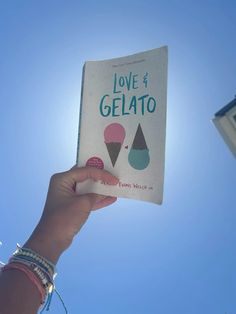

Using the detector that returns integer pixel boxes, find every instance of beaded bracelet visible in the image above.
[7,263,45,302]
[2,245,68,313]
[11,254,54,279]
[2,262,46,304]
[10,254,54,281]
[9,256,54,293]
[13,245,56,277]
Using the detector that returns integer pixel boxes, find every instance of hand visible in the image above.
[24,166,119,263]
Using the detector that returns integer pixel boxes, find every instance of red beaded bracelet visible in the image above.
[2,262,46,304]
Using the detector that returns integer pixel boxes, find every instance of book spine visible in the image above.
[76,64,86,165]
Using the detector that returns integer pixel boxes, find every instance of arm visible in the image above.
[0,166,118,314]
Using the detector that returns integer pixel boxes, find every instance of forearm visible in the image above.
[0,167,118,314]
[0,268,41,314]
[23,221,71,264]
[0,226,65,314]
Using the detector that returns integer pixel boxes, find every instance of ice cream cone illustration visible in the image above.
[104,123,126,167]
[128,124,150,170]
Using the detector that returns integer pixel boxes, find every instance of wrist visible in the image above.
[23,223,72,264]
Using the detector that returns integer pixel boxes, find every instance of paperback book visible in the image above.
[76,46,168,204]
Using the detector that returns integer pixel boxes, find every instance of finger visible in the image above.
[66,166,119,185]
[77,194,117,212]
[70,165,77,170]
[92,196,117,210]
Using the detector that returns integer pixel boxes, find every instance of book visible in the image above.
[76,46,168,204]
[212,97,236,158]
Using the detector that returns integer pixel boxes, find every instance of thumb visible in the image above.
[67,166,119,185]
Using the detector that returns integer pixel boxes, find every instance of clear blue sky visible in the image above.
[0,1,235,313]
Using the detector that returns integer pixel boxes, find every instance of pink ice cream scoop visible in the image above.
[104,123,126,167]
[104,123,126,144]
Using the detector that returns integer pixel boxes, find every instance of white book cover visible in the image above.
[76,46,168,204]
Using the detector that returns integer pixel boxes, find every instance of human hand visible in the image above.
[24,166,119,263]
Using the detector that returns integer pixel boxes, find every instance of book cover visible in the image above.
[76,46,168,204]
[212,97,236,158]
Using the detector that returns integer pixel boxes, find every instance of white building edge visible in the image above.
[213,97,236,158]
